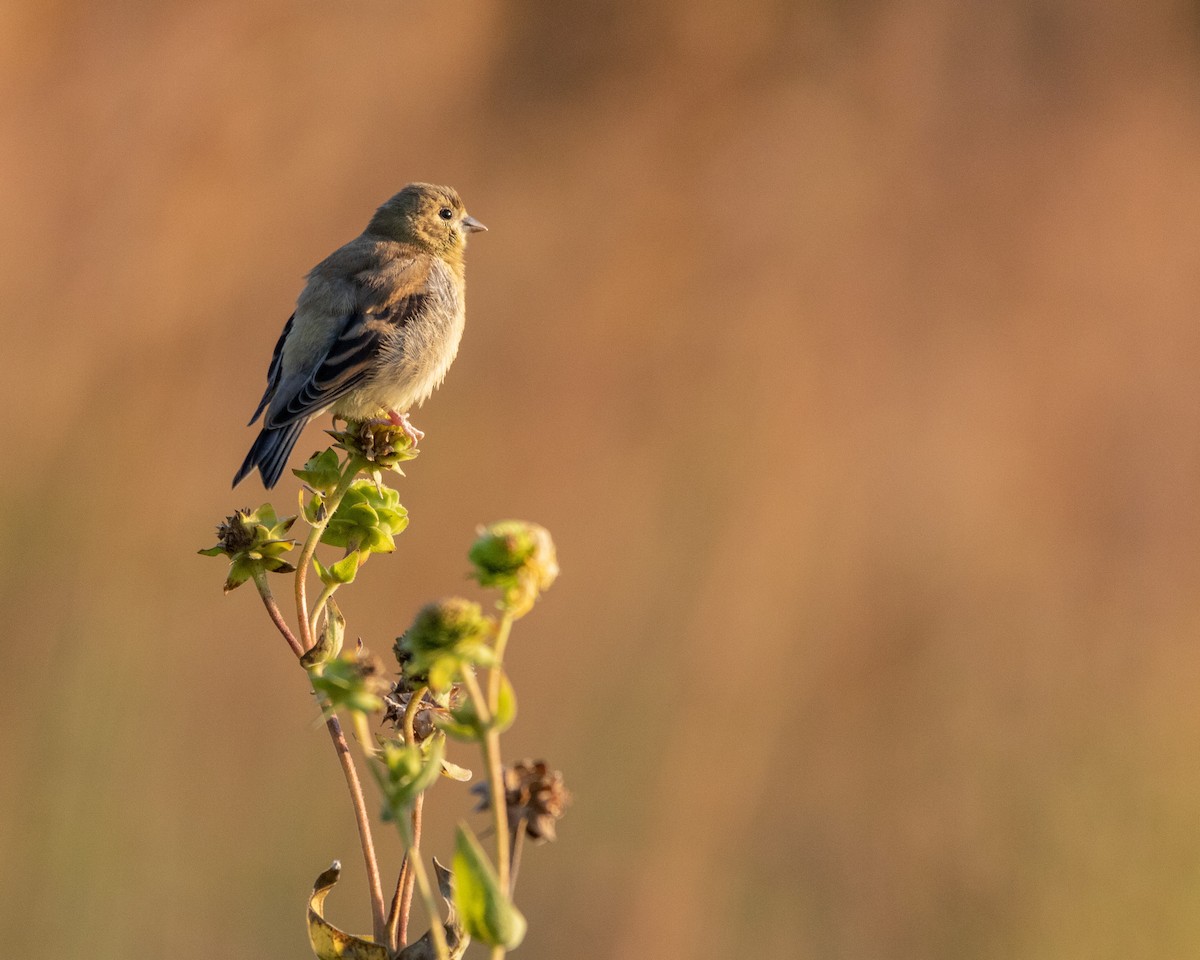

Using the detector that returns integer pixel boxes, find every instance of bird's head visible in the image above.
[366,183,487,259]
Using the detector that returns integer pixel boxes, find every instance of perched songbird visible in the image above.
[233,183,487,488]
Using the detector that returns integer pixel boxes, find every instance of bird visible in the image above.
[233,183,487,488]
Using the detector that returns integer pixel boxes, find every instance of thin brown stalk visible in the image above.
[386,793,423,950]
[252,571,304,659]
[324,712,389,946]
[399,814,451,960]
[509,817,527,892]
[253,565,386,943]
[387,855,411,951]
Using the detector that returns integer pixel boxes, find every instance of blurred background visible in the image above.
[4,0,1200,957]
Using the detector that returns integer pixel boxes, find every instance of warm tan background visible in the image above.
[4,1,1200,958]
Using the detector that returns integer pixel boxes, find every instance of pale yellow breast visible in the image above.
[332,259,465,419]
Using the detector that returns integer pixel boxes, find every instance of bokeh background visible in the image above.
[4,1,1200,957]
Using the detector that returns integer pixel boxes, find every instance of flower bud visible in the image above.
[292,448,343,495]
[308,647,390,715]
[199,504,297,593]
[320,480,408,555]
[469,521,558,616]
[328,419,418,472]
[394,598,494,692]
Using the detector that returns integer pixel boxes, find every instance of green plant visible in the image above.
[202,420,568,959]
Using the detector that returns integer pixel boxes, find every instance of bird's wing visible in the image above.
[247,313,294,426]
[263,253,431,428]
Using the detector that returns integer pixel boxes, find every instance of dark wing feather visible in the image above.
[247,313,294,426]
[263,293,428,429]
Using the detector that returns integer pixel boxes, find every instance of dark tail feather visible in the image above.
[232,420,307,489]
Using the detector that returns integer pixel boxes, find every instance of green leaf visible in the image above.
[452,824,526,949]
[493,674,517,734]
[449,672,517,736]
[379,736,446,818]
[437,714,483,743]
[313,556,334,586]
[310,656,385,714]
[223,556,257,593]
[364,525,396,554]
[294,448,344,494]
[330,551,362,584]
[426,657,459,694]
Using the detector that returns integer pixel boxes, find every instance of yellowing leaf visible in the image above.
[306,861,388,960]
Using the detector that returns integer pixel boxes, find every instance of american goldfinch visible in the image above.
[233,183,487,488]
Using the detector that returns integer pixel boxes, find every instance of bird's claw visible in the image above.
[386,410,424,446]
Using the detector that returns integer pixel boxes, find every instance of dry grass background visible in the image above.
[4,1,1200,957]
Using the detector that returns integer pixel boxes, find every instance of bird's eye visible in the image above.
[439,207,453,220]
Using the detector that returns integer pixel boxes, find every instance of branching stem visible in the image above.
[251,571,304,659]
[399,815,451,960]
[255,515,387,945]
[387,792,423,950]
[295,457,363,650]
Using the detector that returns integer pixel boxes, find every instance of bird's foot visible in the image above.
[386,410,424,446]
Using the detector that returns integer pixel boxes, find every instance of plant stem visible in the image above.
[386,685,430,950]
[463,663,512,958]
[400,815,451,960]
[387,792,423,950]
[460,668,506,867]
[487,612,514,714]
[509,817,527,892]
[251,571,304,659]
[323,709,389,946]
[295,458,363,650]
[402,686,429,744]
[387,857,411,950]
[481,727,511,893]
[483,612,517,960]
[309,581,340,642]
[459,668,492,726]
[254,569,386,940]
[486,613,514,894]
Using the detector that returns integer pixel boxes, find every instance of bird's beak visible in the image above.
[462,215,488,233]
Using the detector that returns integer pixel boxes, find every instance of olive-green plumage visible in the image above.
[234,183,487,488]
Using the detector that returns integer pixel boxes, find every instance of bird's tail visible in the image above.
[232,420,307,489]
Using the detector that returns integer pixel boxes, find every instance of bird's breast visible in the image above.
[339,261,466,418]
